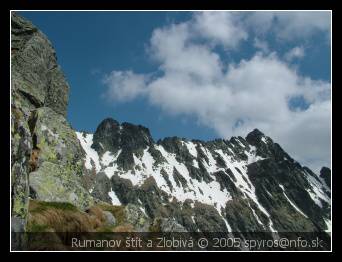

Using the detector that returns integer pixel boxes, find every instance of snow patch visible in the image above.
[192,159,199,168]
[154,144,232,213]
[304,171,330,208]
[139,207,147,217]
[215,149,277,232]
[76,132,101,173]
[108,189,121,205]
[101,150,122,179]
[222,217,232,232]
[101,151,117,166]
[261,137,267,144]
[184,141,198,157]
[324,218,331,233]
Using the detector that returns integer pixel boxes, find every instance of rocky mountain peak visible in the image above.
[91,118,154,156]
[244,128,294,163]
[121,122,154,148]
[91,118,120,153]
[98,117,120,131]
[245,128,268,145]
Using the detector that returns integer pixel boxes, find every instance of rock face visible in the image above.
[11,13,93,232]
[92,118,154,170]
[11,14,69,116]
[27,107,94,209]
[11,13,331,241]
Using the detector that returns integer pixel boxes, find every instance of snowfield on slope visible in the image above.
[76,131,331,233]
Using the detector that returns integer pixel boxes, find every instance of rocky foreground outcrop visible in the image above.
[11,13,331,250]
[11,13,94,232]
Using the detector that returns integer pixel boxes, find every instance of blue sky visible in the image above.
[18,11,331,172]
[19,11,215,140]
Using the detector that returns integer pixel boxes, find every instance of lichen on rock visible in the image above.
[29,162,94,210]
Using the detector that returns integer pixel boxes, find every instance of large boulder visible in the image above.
[103,211,117,226]
[29,162,94,210]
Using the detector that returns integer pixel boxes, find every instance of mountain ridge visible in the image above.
[75,116,331,234]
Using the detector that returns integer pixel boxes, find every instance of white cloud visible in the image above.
[247,11,331,41]
[284,46,305,61]
[192,12,248,48]
[150,22,223,81]
[102,70,149,102]
[103,11,331,173]
[253,38,270,53]
[274,100,331,173]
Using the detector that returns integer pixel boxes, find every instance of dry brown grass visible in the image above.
[25,200,142,250]
[95,203,126,225]
[28,200,100,232]
[27,200,136,234]
[86,206,106,224]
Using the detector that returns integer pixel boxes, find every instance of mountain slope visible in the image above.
[76,118,331,233]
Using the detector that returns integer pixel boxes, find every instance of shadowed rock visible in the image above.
[320,167,331,189]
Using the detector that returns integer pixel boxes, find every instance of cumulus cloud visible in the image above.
[192,12,248,48]
[150,22,223,81]
[102,11,331,173]
[102,70,149,102]
[284,46,305,61]
[253,38,270,53]
[247,11,331,41]
[275,100,331,173]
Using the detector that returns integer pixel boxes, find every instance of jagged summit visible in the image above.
[91,118,272,159]
[91,117,154,155]
[246,128,269,145]
[248,128,265,136]
[97,117,120,130]
[92,119,278,156]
